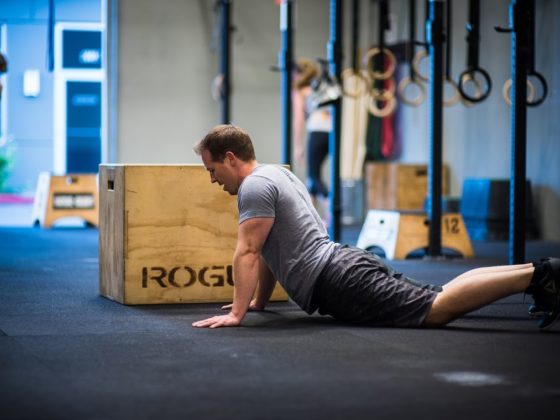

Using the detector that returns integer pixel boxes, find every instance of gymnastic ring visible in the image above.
[341,68,368,98]
[457,76,480,107]
[458,68,492,103]
[368,95,397,118]
[397,76,426,107]
[504,72,548,107]
[527,72,548,107]
[363,47,397,81]
[369,77,396,101]
[411,49,429,82]
[502,78,536,107]
[443,77,461,107]
[451,76,483,108]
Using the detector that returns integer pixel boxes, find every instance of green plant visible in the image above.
[0,139,14,192]
[0,156,9,191]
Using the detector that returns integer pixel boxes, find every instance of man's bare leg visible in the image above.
[445,263,533,286]
[423,266,534,327]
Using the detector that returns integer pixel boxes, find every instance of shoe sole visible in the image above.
[539,310,560,330]
[549,257,560,278]
[537,258,560,330]
[528,304,546,317]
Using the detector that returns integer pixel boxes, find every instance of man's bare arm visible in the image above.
[251,257,276,310]
[221,256,276,311]
[192,217,274,328]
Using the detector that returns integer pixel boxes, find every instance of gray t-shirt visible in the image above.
[237,164,336,313]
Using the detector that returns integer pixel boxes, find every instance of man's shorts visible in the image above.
[312,245,440,327]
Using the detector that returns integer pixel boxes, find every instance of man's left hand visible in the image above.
[221,298,264,312]
[192,312,242,329]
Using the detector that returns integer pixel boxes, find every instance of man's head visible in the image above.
[194,124,255,163]
[194,125,257,195]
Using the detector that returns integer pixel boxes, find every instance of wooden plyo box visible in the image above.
[356,210,474,260]
[365,163,449,210]
[99,164,288,305]
[32,172,99,228]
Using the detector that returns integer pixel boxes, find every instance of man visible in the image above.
[192,125,560,330]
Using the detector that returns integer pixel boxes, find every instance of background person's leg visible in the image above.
[306,131,329,197]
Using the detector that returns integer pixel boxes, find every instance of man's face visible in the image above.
[201,149,238,195]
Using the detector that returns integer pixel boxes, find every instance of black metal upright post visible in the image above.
[220,0,232,124]
[409,0,416,57]
[279,0,294,165]
[48,0,55,71]
[426,0,445,257]
[378,0,388,71]
[278,0,294,165]
[327,0,343,242]
[509,0,530,264]
[351,0,360,71]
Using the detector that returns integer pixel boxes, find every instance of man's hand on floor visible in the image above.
[192,312,242,328]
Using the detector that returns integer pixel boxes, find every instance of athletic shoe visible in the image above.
[531,257,560,330]
[528,303,546,317]
[538,308,560,330]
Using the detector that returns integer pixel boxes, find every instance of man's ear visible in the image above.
[224,151,236,165]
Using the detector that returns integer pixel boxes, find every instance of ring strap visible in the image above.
[456,0,492,104]
[466,0,481,69]
[444,0,453,80]
[527,0,536,73]
[406,0,417,79]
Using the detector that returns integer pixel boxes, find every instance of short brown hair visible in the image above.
[194,124,256,162]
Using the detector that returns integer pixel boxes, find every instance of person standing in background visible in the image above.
[0,53,7,99]
[292,58,332,227]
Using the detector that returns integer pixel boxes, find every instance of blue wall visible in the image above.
[0,0,101,192]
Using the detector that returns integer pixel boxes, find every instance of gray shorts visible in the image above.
[312,245,440,327]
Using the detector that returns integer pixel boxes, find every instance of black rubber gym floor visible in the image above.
[1,226,560,420]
